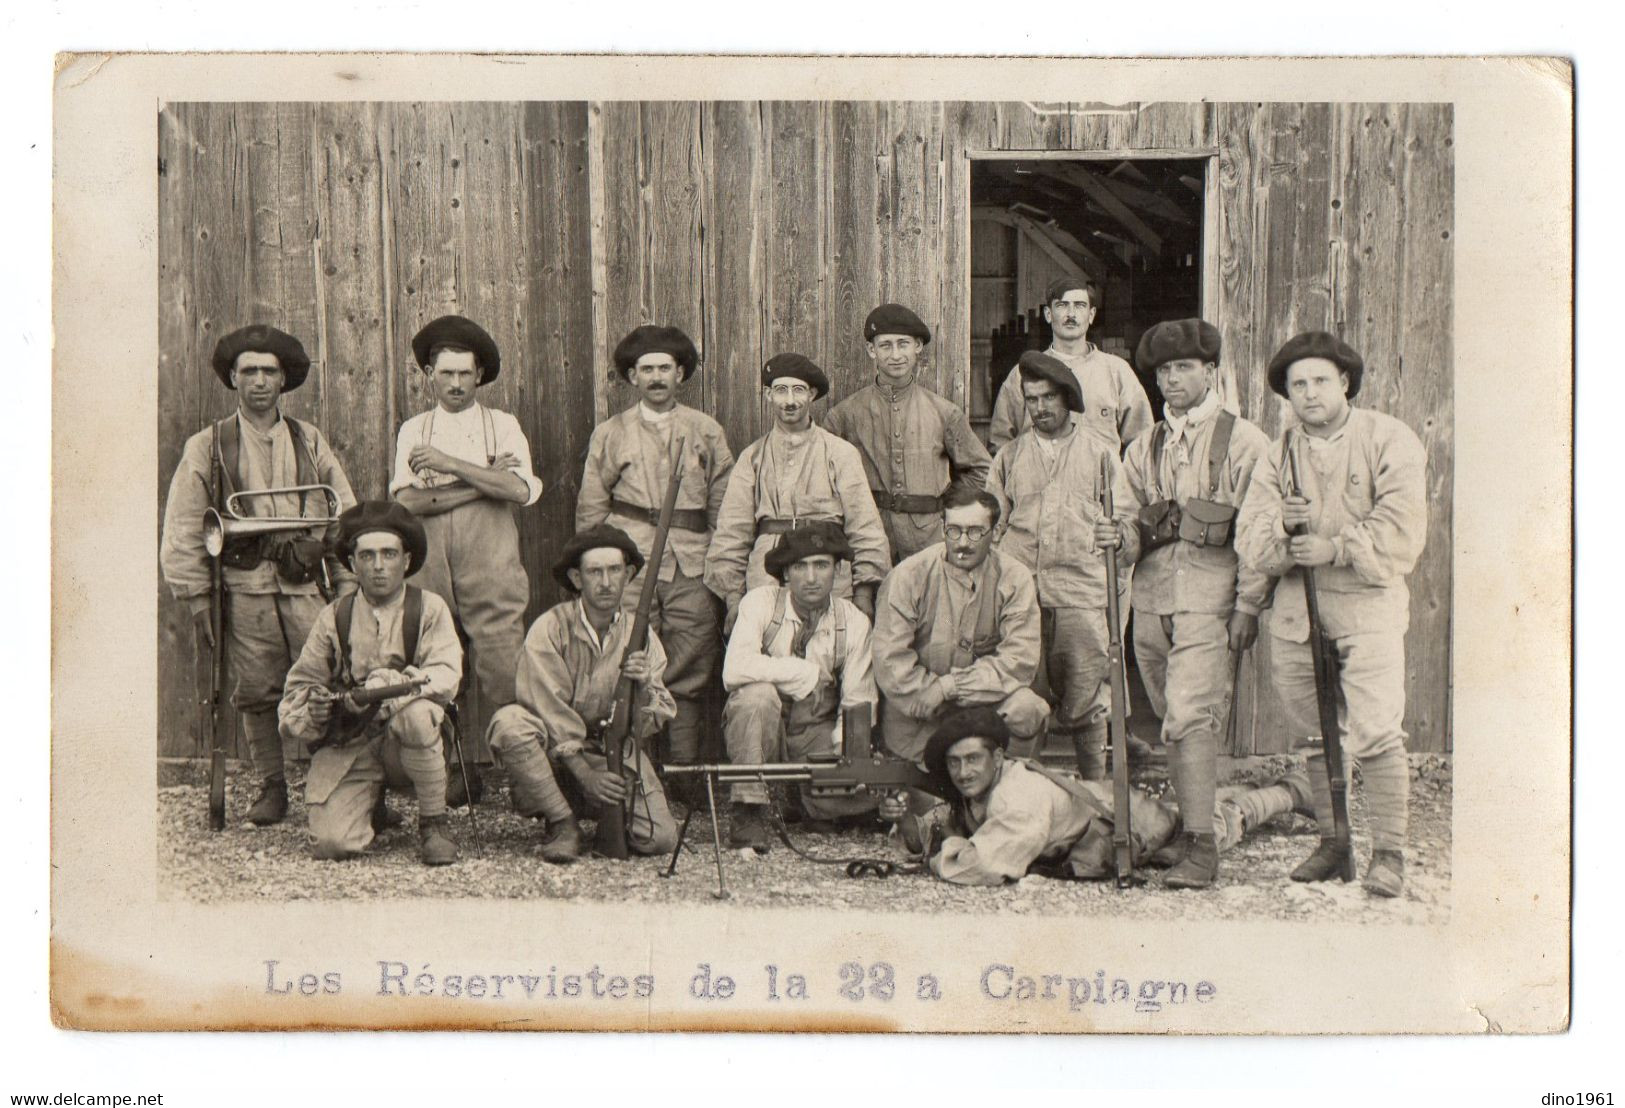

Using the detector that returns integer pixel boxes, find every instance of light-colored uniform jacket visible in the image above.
[1235,407,1428,642]
[987,344,1152,454]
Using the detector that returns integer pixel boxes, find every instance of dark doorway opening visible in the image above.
[969,156,1209,432]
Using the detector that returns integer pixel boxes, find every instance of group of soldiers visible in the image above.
[161,274,1428,896]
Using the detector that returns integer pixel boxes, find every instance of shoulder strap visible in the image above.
[832,595,847,666]
[1205,410,1237,498]
[284,417,320,488]
[1018,758,1114,821]
[216,415,242,497]
[402,585,422,668]
[481,404,496,464]
[1150,421,1167,484]
[761,587,791,653]
[335,591,358,686]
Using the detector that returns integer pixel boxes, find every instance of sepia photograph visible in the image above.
[51,53,1570,1036]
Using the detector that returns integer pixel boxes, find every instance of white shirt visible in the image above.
[389,402,544,506]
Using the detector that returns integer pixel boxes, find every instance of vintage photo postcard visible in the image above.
[51,53,1572,1033]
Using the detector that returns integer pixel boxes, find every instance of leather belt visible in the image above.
[608,497,709,533]
[870,490,942,514]
[756,515,841,537]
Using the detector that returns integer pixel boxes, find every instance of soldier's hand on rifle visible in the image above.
[578,764,629,806]
[1289,534,1336,567]
[621,649,653,684]
[191,607,215,651]
[305,693,333,728]
[1227,610,1259,653]
[1281,494,1314,530]
[1092,518,1123,550]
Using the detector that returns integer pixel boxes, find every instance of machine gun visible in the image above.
[594,433,687,860]
[1099,454,1140,888]
[660,705,946,898]
[1285,436,1356,881]
[305,676,431,755]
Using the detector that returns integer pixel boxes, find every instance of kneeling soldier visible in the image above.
[486,525,679,863]
[873,483,1050,767]
[881,707,1311,887]
[721,521,880,852]
[278,502,465,865]
[1110,319,1272,889]
[1236,333,1428,897]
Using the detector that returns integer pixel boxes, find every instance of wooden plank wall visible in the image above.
[158,99,1452,758]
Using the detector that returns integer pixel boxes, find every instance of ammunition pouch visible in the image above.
[1176,498,1237,547]
[219,534,266,571]
[1136,499,1182,556]
[268,534,329,586]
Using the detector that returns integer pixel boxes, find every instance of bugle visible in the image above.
[202,483,342,556]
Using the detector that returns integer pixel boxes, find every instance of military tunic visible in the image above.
[824,377,991,562]
[986,344,1153,454]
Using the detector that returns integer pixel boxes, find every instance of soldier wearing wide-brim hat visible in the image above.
[391,314,545,804]
[1116,317,1274,889]
[704,353,889,631]
[987,275,1153,454]
[488,522,680,865]
[882,706,1315,887]
[278,499,466,866]
[577,324,735,768]
[1236,331,1428,898]
[160,323,359,827]
[718,518,882,852]
[825,303,992,563]
[986,343,1141,783]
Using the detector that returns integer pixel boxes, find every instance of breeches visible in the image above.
[412,503,528,709]
[485,704,677,855]
[1268,629,1408,759]
[646,571,723,701]
[228,592,323,714]
[721,682,877,818]
[880,687,1050,762]
[305,699,447,859]
[1035,607,1112,730]
[1132,610,1231,745]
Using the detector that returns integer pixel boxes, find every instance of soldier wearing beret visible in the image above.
[878,707,1312,887]
[576,325,735,767]
[160,324,359,826]
[704,353,890,631]
[986,277,1153,455]
[485,525,679,863]
[986,351,1140,780]
[1103,319,1273,888]
[719,521,882,851]
[390,315,544,804]
[1236,332,1429,897]
[278,502,466,865]
[823,304,992,563]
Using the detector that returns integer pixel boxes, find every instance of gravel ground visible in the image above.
[157,754,1451,924]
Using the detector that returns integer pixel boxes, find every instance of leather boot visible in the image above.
[1364,849,1405,898]
[1069,723,1108,780]
[1290,837,1353,882]
[538,818,582,865]
[370,792,404,832]
[1163,831,1219,889]
[418,815,459,866]
[728,803,772,854]
[446,761,485,808]
[245,776,289,827]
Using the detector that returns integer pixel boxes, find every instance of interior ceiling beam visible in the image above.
[1046,164,1164,254]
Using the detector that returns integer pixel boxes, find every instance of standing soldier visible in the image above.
[485,525,680,863]
[704,353,889,630]
[986,351,1139,780]
[1236,332,1428,898]
[986,277,1153,455]
[160,324,358,826]
[1110,319,1271,888]
[390,316,544,804]
[577,325,734,766]
[719,522,881,851]
[824,303,991,563]
[872,483,1050,768]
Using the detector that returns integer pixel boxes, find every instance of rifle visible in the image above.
[306,676,431,755]
[204,427,228,831]
[594,433,688,860]
[1098,454,1139,888]
[661,704,946,898]
[1285,435,1356,882]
